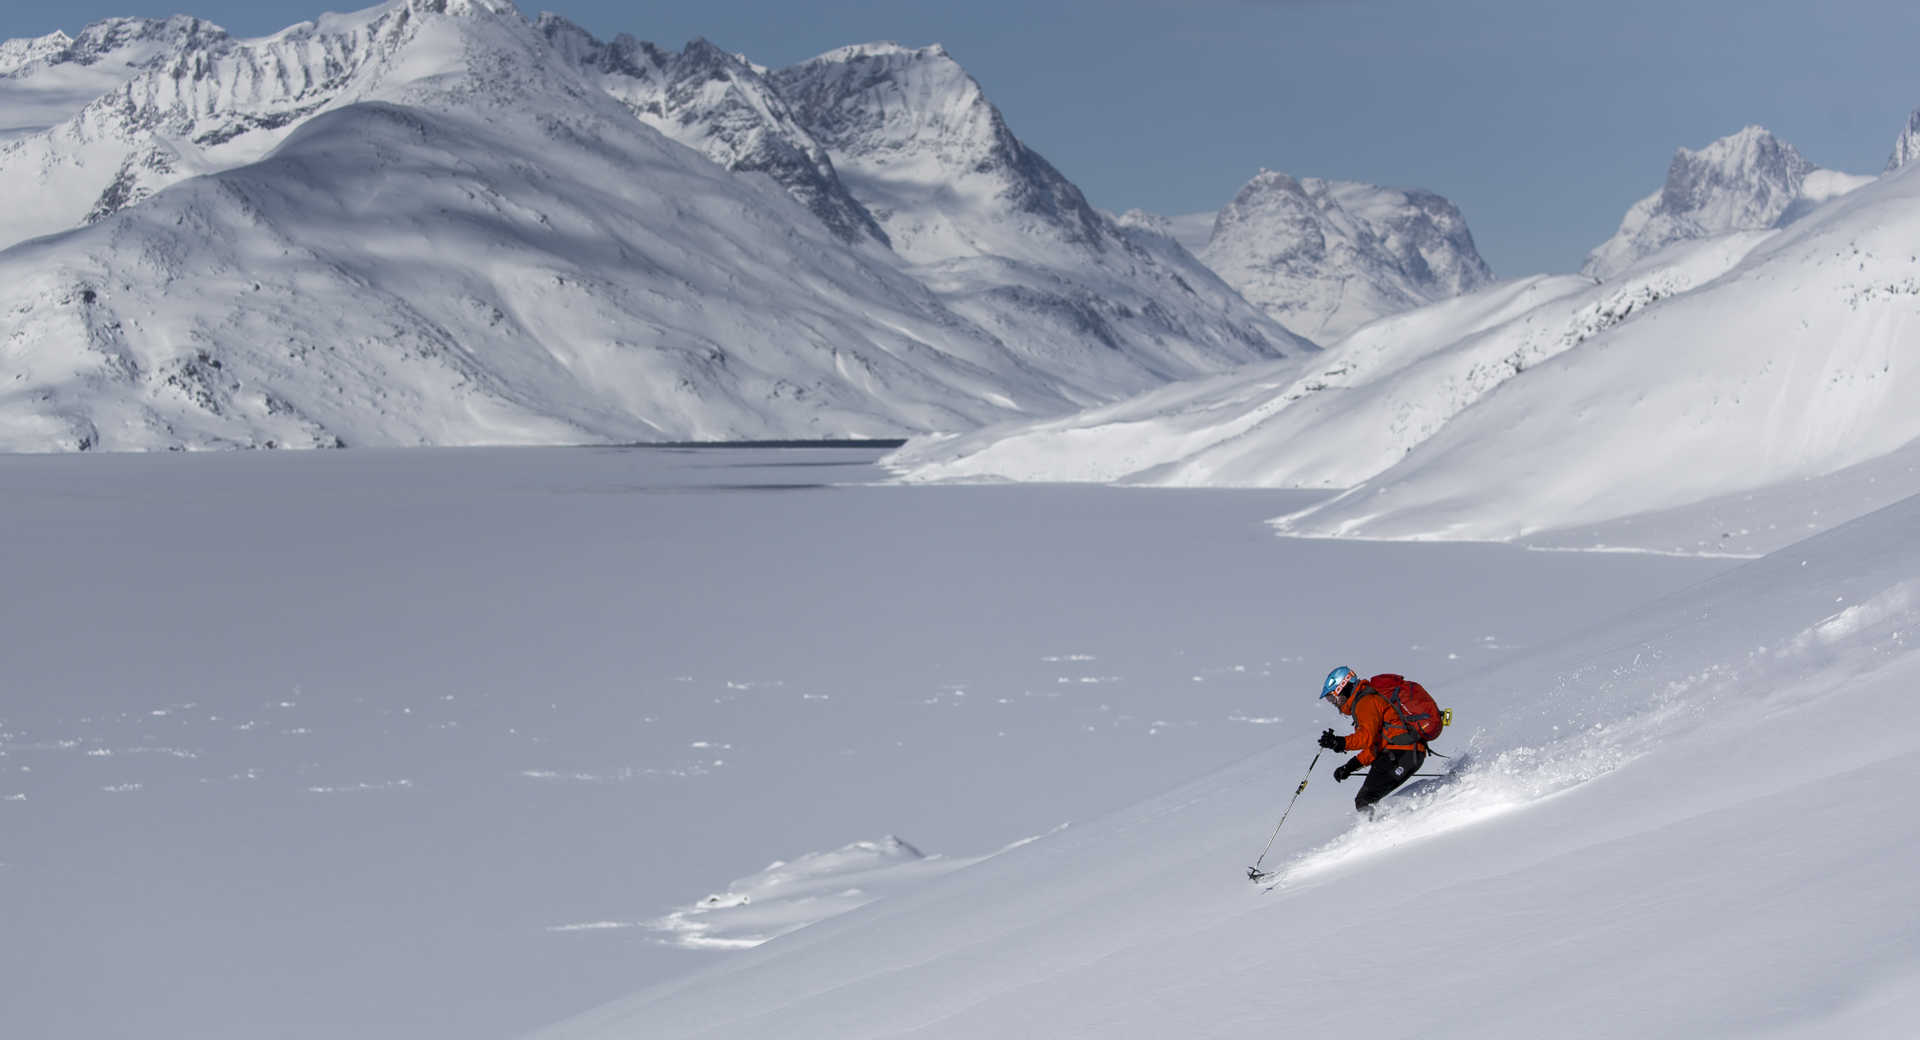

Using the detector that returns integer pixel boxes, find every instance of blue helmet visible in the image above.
[1321,666,1356,703]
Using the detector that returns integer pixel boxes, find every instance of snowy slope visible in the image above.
[1583,125,1872,280]
[1192,171,1493,343]
[633,835,1018,952]
[0,100,1091,449]
[0,445,1733,1039]
[0,3,1301,450]
[1274,161,1920,545]
[886,230,1758,489]
[534,471,1920,1040]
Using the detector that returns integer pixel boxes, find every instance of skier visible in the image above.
[1316,666,1428,814]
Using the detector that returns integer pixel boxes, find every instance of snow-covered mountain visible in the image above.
[1164,171,1494,344]
[0,1,499,250]
[0,2,1303,451]
[763,42,1299,395]
[1582,125,1871,280]
[769,42,1104,266]
[891,147,1920,553]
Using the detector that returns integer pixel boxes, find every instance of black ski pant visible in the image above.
[1355,748,1425,812]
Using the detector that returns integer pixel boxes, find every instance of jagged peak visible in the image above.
[531,11,590,39]
[795,40,953,69]
[1582,125,1824,280]
[404,0,521,18]
[70,13,222,39]
[0,29,74,74]
[1652,125,1815,216]
[1234,169,1308,198]
[771,38,996,149]
[281,0,521,41]
[668,36,761,72]
[1886,108,1920,173]
[14,28,73,48]
[1,15,229,73]
[676,36,747,69]
[1671,124,1809,173]
[532,13,658,77]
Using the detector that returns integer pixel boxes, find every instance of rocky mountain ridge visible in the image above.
[538,18,889,247]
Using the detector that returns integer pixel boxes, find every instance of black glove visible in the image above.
[1317,728,1345,752]
[1333,759,1359,783]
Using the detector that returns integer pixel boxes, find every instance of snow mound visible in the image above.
[637,836,1003,950]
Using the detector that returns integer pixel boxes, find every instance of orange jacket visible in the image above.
[1337,684,1423,764]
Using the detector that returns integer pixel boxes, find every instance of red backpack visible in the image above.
[1369,674,1445,744]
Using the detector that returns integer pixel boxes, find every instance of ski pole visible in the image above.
[1246,749,1320,882]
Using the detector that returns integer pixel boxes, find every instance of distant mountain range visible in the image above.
[5,0,1912,481]
[0,0,1311,450]
[891,111,1920,551]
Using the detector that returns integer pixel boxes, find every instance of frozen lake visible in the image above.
[0,446,1732,1039]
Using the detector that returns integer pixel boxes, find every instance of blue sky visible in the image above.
[7,0,1919,275]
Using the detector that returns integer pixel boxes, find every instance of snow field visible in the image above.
[0,445,1723,1039]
